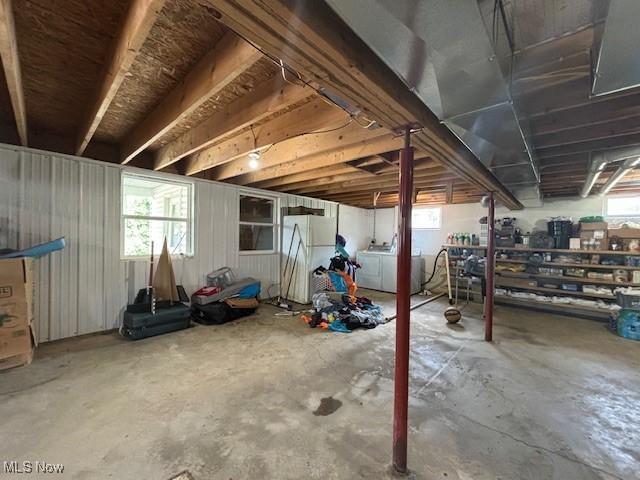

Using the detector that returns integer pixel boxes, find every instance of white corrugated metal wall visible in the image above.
[0,144,352,343]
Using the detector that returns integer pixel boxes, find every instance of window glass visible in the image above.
[412,206,441,229]
[239,194,275,252]
[606,196,640,217]
[121,173,193,257]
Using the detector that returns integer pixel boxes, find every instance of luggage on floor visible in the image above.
[191,301,257,325]
[121,304,191,340]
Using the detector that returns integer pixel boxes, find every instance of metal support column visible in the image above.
[392,127,414,474]
[485,191,495,342]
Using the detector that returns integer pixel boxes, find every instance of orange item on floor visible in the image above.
[337,270,357,296]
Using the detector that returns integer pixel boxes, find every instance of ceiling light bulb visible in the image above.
[248,151,261,170]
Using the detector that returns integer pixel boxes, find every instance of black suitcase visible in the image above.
[121,304,191,340]
[191,302,256,325]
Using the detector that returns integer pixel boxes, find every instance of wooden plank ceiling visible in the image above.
[1,0,638,207]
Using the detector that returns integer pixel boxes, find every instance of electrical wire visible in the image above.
[422,248,447,287]
[258,118,355,157]
[224,22,380,130]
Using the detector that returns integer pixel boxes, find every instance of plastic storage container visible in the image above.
[616,290,640,309]
[206,267,236,289]
[547,219,573,249]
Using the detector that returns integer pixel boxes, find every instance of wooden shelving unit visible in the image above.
[443,244,640,320]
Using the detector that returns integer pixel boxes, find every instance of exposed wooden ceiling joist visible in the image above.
[205,0,521,209]
[121,31,262,164]
[154,75,315,170]
[75,0,166,156]
[225,131,405,185]
[0,0,27,145]
[185,95,348,176]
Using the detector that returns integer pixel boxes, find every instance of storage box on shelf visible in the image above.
[579,221,608,250]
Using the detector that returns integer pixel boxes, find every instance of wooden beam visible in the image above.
[206,0,521,209]
[185,96,347,175]
[223,131,405,185]
[533,115,640,149]
[154,76,314,170]
[121,31,262,164]
[0,0,27,145]
[252,165,359,189]
[445,182,453,204]
[537,132,640,159]
[75,0,165,155]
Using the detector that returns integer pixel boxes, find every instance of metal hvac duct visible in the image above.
[593,0,640,96]
[581,146,640,197]
[325,0,540,203]
[599,157,640,196]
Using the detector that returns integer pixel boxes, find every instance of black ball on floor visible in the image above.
[444,307,461,324]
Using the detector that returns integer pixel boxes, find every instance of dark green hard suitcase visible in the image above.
[121,304,191,340]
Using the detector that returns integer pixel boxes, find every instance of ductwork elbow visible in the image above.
[580,153,607,198]
[599,157,640,197]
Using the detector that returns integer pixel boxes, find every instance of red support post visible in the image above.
[392,127,414,474]
[485,191,495,342]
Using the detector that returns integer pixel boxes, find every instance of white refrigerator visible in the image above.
[281,215,337,304]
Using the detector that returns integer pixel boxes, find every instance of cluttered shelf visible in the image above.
[443,244,639,256]
[442,217,640,323]
[496,271,640,287]
[496,259,640,270]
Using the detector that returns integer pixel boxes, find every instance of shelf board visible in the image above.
[495,259,640,270]
[495,282,615,300]
[496,295,613,318]
[496,271,640,287]
[443,244,640,256]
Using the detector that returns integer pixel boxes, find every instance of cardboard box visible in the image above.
[497,277,538,289]
[580,222,608,231]
[0,258,36,370]
[608,228,640,239]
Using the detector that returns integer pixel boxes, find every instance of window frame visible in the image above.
[120,172,195,259]
[238,191,278,255]
[411,205,442,230]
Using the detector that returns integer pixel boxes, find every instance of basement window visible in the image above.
[412,206,441,230]
[606,196,640,218]
[121,173,194,258]
[239,194,276,253]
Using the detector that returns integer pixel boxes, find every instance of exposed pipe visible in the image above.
[484,192,495,342]
[599,156,640,196]
[392,127,414,475]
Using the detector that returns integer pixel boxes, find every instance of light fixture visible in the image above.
[248,151,261,170]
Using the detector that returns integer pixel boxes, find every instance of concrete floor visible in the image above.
[1,291,638,480]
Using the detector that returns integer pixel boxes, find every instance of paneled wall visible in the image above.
[0,144,347,342]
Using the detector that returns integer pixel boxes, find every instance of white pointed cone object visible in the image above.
[152,237,178,302]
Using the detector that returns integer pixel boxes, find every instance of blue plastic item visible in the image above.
[617,309,640,341]
[328,319,350,333]
[238,282,261,298]
[327,271,347,292]
[0,237,66,258]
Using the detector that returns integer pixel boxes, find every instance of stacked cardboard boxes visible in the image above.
[579,222,608,249]
[0,258,37,371]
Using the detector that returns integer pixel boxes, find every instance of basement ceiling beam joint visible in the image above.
[75,0,166,156]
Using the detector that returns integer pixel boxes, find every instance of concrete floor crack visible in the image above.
[456,412,625,480]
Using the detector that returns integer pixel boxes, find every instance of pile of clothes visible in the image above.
[301,292,386,333]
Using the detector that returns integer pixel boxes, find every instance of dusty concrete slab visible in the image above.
[0,291,638,479]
